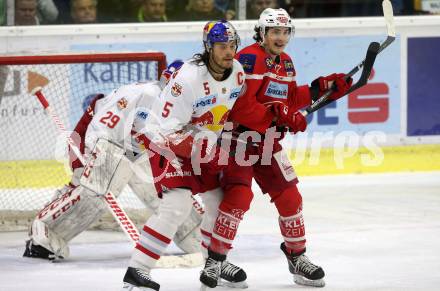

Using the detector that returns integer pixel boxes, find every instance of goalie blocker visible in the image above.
[25,138,202,260]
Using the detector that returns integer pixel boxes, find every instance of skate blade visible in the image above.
[218,279,249,289]
[293,274,325,287]
[122,283,155,291]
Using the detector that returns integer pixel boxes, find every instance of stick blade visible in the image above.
[360,41,380,81]
[382,0,396,37]
[346,41,380,94]
[304,41,380,115]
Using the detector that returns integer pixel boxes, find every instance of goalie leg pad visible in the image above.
[127,153,160,212]
[31,185,108,256]
[172,206,202,254]
[28,219,69,259]
[107,150,137,197]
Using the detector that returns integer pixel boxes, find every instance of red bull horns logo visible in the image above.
[191,105,230,132]
[204,21,216,34]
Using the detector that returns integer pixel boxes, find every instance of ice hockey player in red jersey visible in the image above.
[200,8,353,288]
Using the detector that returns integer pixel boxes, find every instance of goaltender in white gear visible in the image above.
[24,64,202,260]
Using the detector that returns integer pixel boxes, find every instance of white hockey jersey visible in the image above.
[84,81,161,153]
[142,59,245,145]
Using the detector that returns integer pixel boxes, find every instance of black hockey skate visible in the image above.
[218,260,248,288]
[200,249,225,290]
[23,239,58,260]
[280,243,325,287]
[122,267,160,291]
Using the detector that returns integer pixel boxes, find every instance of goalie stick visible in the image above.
[303,0,396,116]
[31,87,204,268]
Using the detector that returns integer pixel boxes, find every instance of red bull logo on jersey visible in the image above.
[191,105,230,132]
[117,97,128,109]
[265,81,288,99]
[171,82,183,97]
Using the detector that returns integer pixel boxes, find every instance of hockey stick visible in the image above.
[31,87,204,267]
[304,41,380,116]
[31,87,141,243]
[302,0,395,116]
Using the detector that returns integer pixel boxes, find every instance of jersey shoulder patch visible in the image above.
[279,53,295,76]
[237,53,256,74]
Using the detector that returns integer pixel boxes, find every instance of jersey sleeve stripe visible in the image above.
[245,72,296,82]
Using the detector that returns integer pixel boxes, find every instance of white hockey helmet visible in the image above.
[257,8,295,41]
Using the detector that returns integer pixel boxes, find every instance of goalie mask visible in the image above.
[203,20,240,51]
[257,8,295,42]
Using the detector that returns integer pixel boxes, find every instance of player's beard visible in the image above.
[210,52,233,73]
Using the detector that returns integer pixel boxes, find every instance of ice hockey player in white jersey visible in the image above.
[121,20,246,290]
[23,61,203,260]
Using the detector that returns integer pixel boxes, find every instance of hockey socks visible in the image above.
[279,212,306,254]
[210,209,241,254]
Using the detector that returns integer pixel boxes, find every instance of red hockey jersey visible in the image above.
[230,43,312,133]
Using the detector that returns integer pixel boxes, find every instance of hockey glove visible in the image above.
[310,73,353,101]
[272,103,307,134]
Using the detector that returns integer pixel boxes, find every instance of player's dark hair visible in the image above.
[253,26,263,42]
[253,26,292,42]
[192,51,209,67]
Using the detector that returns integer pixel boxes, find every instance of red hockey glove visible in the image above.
[310,73,353,101]
[272,103,307,134]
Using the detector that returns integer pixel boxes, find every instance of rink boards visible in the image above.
[1,16,440,189]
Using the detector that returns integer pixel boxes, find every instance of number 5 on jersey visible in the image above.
[162,101,174,117]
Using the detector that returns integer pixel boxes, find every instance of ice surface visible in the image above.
[1,172,440,291]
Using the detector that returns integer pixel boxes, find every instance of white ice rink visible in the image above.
[1,172,440,291]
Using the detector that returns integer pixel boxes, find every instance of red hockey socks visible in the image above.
[279,212,306,254]
[209,185,253,254]
[210,209,240,254]
[271,186,306,254]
